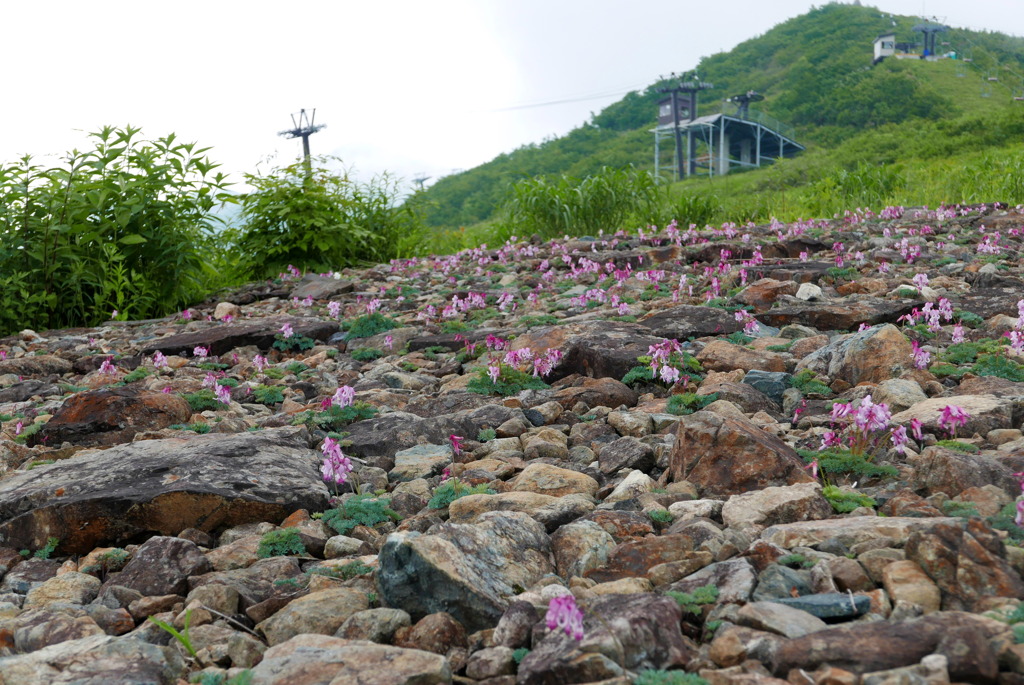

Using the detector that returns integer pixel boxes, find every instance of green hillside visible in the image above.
[419,2,1024,235]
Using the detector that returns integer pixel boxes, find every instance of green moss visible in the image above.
[467,364,549,397]
[665,584,719,615]
[252,384,285,405]
[350,347,384,362]
[790,369,832,395]
[798,448,899,480]
[122,367,151,384]
[181,389,220,412]
[345,313,400,340]
[822,484,877,513]
[634,672,709,685]
[971,353,1024,382]
[935,439,979,453]
[321,494,401,535]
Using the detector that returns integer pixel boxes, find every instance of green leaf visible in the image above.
[118,234,147,245]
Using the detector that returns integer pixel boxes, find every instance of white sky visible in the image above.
[1,1,1020,193]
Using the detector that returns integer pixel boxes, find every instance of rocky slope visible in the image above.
[1,203,1024,685]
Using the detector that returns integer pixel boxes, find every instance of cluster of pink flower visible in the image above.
[321,436,352,486]
[649,339,686,385]
[545,595,584,641]
[821,394,907,454]
[734,310,760,337]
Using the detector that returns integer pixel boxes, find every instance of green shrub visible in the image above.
[822,484,877,513]
[257,528,306,558]
[321,494,401,535]
[0,125,230,337]
[350,347,384,362]
[777,553,816,568]
[725,331,753,346]
[512,648,530,665]
[667,393,717,416]
[520,315,560,328]
[283,361,308,375]
[766,342,793,352]
[13,422,42,445]
[942,500,980,518]
[665,584,719,614]
[308,560,373,581]
[988,502,1024,543]
[428,478,497,509]
[292,402,378,432]
[229,156,424,280]
[467,364,549,397]
[500,165,662,239]
[953,310,985,328]
[477,428,497,442]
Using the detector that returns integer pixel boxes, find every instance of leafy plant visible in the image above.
[251,384,285,406]
[971,353,1024,382]
[665,584,719,615]
[148,609,197,659]
[777,553,816,569]
[520,314,560,328]
[477,427,497,442]
[789,369,832,395]
[988,502,1024,543]
[33,537,60,560]
[0,126,230,337]
[169,423,211,434]
[283,361,308,375]
[799,448,899,480]
[648,509,673,524]
[345,313,400,340]
[512,648,530,665]
[822,484,877,513]
[428,478,497,509]
[293,401,378,431]
[467,364,549,397]
[725,331,754,345]
[273,334,316,353]
[321,494,401,535]
[350,347,384,362]
[190,671,253,685]
[941,500,980,518]
[181,390,220,412]
[257,528,306,558]
[122,367,151,384]
[228,156,424,280]
[667,392,717,416]
[935,439,979,453]
[308,560,373,581]
[13,422,42,445]
[634,671,710,685]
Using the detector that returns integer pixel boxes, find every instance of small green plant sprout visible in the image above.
[428,477,496,509]
[321,494,401,535]
[935,439,979,453]
[256,528,306,559]
[148,608,197,658]
[512,647,530,665]
[665,583,719,615]
[799,448,898,481]
[467,357,552,397]
[941,500,980,518]
[190,670,254,685]
[634,671,710,685]
[307,560,373,581]
[181,389,221,413]
[666,392,717,416]
[648,509,673,525]
[776,553,816,569]
[33,537,60,560]
[476,427,497,442]
[121,366,151,384]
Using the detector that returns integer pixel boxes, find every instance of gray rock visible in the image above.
[337,608,412,643]
[770,593,872,621]
[102,536,210,597]
[377,511,553,632]
[741,370,792,406]
[388,444,452,483]
[0,634,184,684]
[0,427,329,554]
[736,601,828,638]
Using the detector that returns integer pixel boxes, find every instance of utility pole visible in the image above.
[278,109,326,178]
[657,74,713,179]
[412,174,431,192]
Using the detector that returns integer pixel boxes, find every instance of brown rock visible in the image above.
[909,446,1019,499]
[509,463,598,498]
[667,411,813,496]
[640,304,743,340]
[552,376,638,411]
[697,341,786,374]
[697,381,780,416]
[735,279,799,312]
[881,560,941,613]
[759,298,919,331]
[892,395,1014,441]
[0,355,72,377]
[102,536,211,597]
[393,611,468,656]
[586,535,702,583]
[34,385,191,447]
[511,321,665,382]
[795,324,912,386]
[904,518,1024,610]
[141,315,338,357]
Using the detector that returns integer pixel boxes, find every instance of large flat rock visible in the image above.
[0,426,328,554]
[140,316,338,356]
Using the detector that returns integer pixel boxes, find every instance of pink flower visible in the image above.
[181,309,192,321]
[952,323,965,344]
[1016,499,1024,527]
[152,351,168,369]
[327,301,342,318]
[333,386,355,408]
[854,395,891,433]
[830,402,852,421]
[545,595,584,641]
[321,437,352,485]
[938,404,970,437]
[910,418,924,441]
[912,273,929,290]
[487,363,501,385]
[215,384,232,405]
[891,425,909,452]
[804,459,819,479]
[99,357,117,376]
[162,386,172,394]
[384,335,394,351]
[449,435,464,458]
[193,346,209,359]
[660,365,681,385]
[280,323,294,339]
[253,354,268,372]
[366,298,381,315]
[15,421,23,436]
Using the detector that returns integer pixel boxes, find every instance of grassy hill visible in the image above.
[417,2,1024,242]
